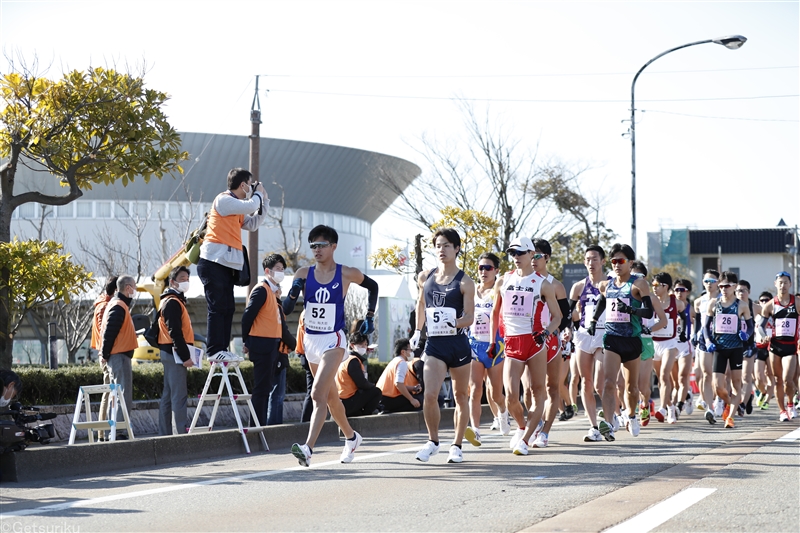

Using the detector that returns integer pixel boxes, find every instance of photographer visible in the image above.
[0,369,21,407]
[197,168,268,359]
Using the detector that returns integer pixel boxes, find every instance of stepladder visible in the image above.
[68,383,135,444]
[188,360,269,454]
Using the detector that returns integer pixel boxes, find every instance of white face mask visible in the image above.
[355,346,367,356]
[272,271,285,284]
[0,396,10,407]
[176,281,190,293]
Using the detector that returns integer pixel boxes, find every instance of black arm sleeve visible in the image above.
[558,297,571,331]
[162,299,190,362]
[745,317,755,338]
[242,286,267,343]
[569,298,580,329]
[347,358,373,390]
[591,295,606,322]
[282,294,296,315]
[704,315,714,343]
[694,310,702,337]
[631,296,655,319]
[359,274,379,313]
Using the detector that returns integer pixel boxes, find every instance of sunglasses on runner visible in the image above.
[532,253,546,260]
[674,287,689,293]
[309,242,331,250]
[703,278,718,284]
[507,249,530,257]
[478,265,495,271]
[652,282,667,288]
[759,298,770,303]
[610,258,628,265]
[718,283,734,289]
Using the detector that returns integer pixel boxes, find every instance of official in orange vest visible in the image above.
[92,275,117,441]
[100,275,138,438]
[377,338,424,413]
[197,168,268,357]
[157,266,195,435]
[242,254,286,427]
[336,333,382,417]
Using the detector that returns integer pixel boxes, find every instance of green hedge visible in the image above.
[15,359,389,406]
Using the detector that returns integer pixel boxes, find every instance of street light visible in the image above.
[629,35,747,248]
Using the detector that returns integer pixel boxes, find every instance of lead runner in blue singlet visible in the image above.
[282,225,379,467]
[411,228,476,464]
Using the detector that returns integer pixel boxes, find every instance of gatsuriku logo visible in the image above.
[433,291,446,307]
[315,287,331,303]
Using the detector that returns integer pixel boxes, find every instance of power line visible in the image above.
[259,65,798,79]
[268,89,799,103]
[641,109,799,122]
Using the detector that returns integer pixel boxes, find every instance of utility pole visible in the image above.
[248,75,262,293]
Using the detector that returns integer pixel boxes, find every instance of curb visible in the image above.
[1,406,491,483]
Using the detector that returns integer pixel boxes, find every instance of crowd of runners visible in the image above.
[284,225,800,466]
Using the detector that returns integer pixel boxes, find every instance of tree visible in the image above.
[0,62,188,368]
[546,224,618,281]
[264,182,311,272]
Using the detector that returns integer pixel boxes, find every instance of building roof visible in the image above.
[689,228,794,255]
[12,132,421,224]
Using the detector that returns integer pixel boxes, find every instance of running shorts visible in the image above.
[640,337,655,361]
[713,347,744,373]
[603,334,642,364]
[676,341,691,358]
[469,337,505,368]
[575,327,604,354]
[505,334,546,362]
[425,335,472,369]
[756,347,770,362]
[303,330,348,365]
[546,334,560,364]
[653,337,678,360]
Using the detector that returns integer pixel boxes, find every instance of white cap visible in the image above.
[507,237,534,253]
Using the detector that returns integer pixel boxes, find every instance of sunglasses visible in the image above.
[478,265,495,271]
[507,249,530,257]
[309,242,331,250]
[759,299,770,303]
[610,258,628,265]
[718,283,734,289]
[532,253,546,260]
[674,287,688,292]
[776,271,791,279]
[703,279,718,284]
[652,283,667,288]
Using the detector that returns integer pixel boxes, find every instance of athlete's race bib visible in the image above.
[584,302,606,328]
[305,303,336,332]
[607,298,630,323]
[503,290,534,318]
[472,311,491,339]
[653,318,674,339]
[426,307,458,337]
[775,318,797,337]
[714,313,737,335]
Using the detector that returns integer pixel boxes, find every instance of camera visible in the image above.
[0,402,57,453]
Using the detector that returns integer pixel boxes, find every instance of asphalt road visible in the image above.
[1,408,798,533]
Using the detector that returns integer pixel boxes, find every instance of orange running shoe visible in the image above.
[724,417,735,429]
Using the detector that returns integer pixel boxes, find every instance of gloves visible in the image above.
[691,332,699,347]
[616,300,633,315]
[360,315,375,335]
[679,330,687,343]
[288,278,305,300]
[738,330,749,341]
[488,343,497,358]
[642,325,652,336]
[706,342,717,353]
[533,330,550,345]
[410,329,421,349]
[586,321,597,336]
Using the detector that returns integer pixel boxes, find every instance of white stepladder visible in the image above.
[68,383,135,444]
[188,360,268,454]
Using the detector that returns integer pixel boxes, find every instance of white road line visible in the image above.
[0,445,420,518]
[775,427,800,442]
[604,488,716,533]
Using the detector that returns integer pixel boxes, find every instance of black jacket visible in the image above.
[345,351,378,392]
[101,292,135,359]
[157,289,192,362]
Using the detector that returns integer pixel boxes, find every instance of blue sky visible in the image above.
[2,0,798,254]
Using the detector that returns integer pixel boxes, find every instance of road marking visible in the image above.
[604,488,716,533]
[775,427,800,442]
[0,446,420,518]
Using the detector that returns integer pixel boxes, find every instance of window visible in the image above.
[169,203,181,220]
[17,203,36,219]
[56,203,74,218]
[76,202,93,218]
[135,202,149,219]
[96,202,112,219]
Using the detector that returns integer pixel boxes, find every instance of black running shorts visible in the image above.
[603,334,642,364]
[713,347,744,373]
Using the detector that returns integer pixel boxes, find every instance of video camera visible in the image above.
[0,402,57,453]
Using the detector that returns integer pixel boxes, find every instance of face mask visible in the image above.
[176,281,190,293]
[272,271,285,284]
[0,396,10,407]
[355,347,367,356]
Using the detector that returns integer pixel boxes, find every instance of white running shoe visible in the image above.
[499,411,512,435]
[509,428,526,450]
[490,417,500,431]
[415,441,440,462]
[513,439,529,455]
[447,445,463,463]
[208,350,244,363]
[464,426,482,447]
[532,432,549,448]
[532,420,545,439]
[627,415,640,437]
[612,414,621,433]
[584,427,603,442]
[667,406,677,424]
[340,431,362,463]
[789,405,798,420]
[714,397,724,417]
[291,443,312,467]
[685,394,695,415]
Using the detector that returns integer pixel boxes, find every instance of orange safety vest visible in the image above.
[336,354,364,400]
[377,357,418,398]
[248,281,282,339]
[296,312,306,356]
[204,192,245,250]
[91,294,112,350]
[157,295,195,347]
[101,298,138,355]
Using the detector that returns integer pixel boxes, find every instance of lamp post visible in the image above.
[629,35,747,249]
